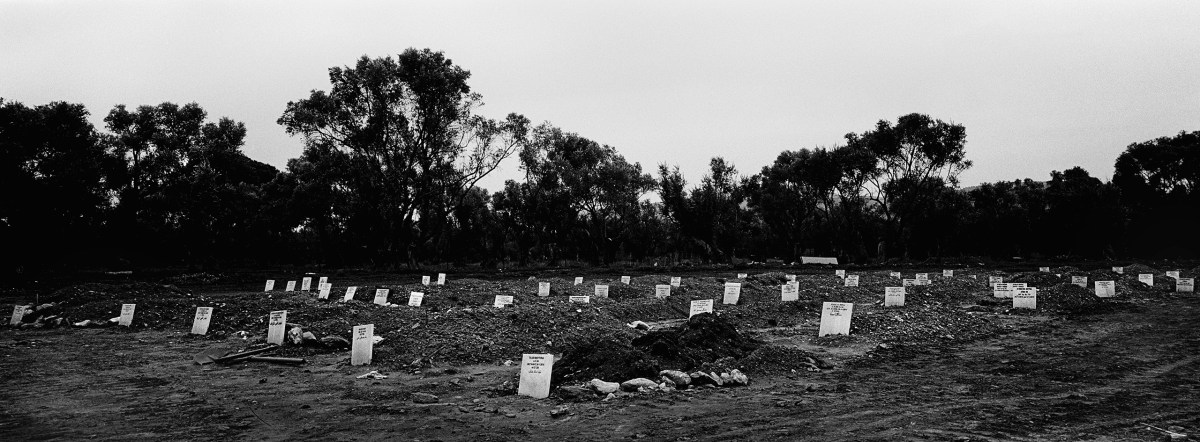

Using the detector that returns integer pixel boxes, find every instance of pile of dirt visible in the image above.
[1122,263,1159,274]
[1008,272,1063,287]
[1037,284,1112,314]
[736,346,835,374]
[851,303,999,344]
[551,313,761,384]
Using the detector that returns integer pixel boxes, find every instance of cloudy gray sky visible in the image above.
[3,0,1198,192]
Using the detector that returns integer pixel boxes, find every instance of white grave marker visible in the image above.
[1071,276,1088,288]
[835,269,846,278]
[1095,281,1116,297]
[670,277,682,287]
[264,280,275,292]
[569,295,590,304]
[1039,267,1050,272]
[301,277,312,291]
[574,277,583,285]
[818,302,853,337]
[517,353,554,399]
[943,270,954,277]
[655,284,671,299]
[786,274,797,282]
[1177,278,1194,293]
[373,288,389,306]
[620,275,631,284]
[844,275,859,287]
[1112,266,1124,274]
[351,324,373,366]
[1013,288,1037,309]
[594,285,609,298]
[723,282,741,305]
[118,304,136,327]
[267,310,286,345]
[1166,270,1180,280]
[437,273,446,285]
[689,299,713,317]
[421,275,430,286]
[737,273,748,279]
[493,295,514,308]
[318,276,328,287]
[343,286,357,301]
[318,283,331,300]
[902,278,916,287]
[538,282,551,297]
[993,283,1014,298]
[10,305,29,326]
[989,276,1003,286]
[781,282,799,302]
[884,287,905,307]
[191,307,213,335]
[889,272,901,279]
[1138,274,1154,286]
[915,273,929,284]
[285,281,296,292]
[408,292,424,307]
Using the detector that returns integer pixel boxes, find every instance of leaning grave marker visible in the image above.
[1138,274,1154,286]
[191,307,213,335]
[818,302,853,337]
[517,353,554,399]
[373,288,389,306]
[408,292,424,307]
[494,295,514,308]
[118,304,136,327]
[343,286,357,301]
[689,299,713,317]
[723,282,741,305]
[10,305,29,326]
[264,280,275,292]
[1166,270,1180,280]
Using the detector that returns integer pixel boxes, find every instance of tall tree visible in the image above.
[278,49,529,265]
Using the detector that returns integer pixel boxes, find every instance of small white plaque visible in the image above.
[1039,267,1050,272]
[786,274,797,282]
[594,285,609,298]
[844,275,859,287]
[989,276,1003,285]
[915,273,929,282]
[301,277,312,291]
[889,272,901,279]
[689,299,713,317]
[408,292,424,307]
[267,310,286,345]
[993,283,1014,298]
[373,288,389,306]
[737,273,748,279]
[351,324,373,366]
[285,281,296,292]
[1178,278,1194,293]
[494,295,514,308]
[781,282,799,302]
[723,282,741,305]
[517,353,554,399]
[943,270,953,277]
[421,275,430,286]
[191,307,213,335]
[318,276,328,287]
[538,282,551,297]
[884,287,905,307]
[620,276,631,284]
[264,280,275,292]
[1010,283,1028,289]
[835,270,846,278]
[574,277,583,285]
[902,279,916,287]
[318,283,331,299]
[437,273,446,285]
[655,284,671,299]
[10,305,29,326]
[343,286,357,301]
[670,277,682,287]
[1071,276,1088,288]
[818,302,853,337]
[1013,288,1037,309]
[1112,266,1124,274]
[1138,274,1154,286]
[569,295,590,303]
[1095,281,1116,297]
[1166,270,1180,280]
[119,304,136,327]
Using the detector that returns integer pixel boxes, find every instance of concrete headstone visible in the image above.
[538,282,551,297]
[10,305,29,326]
[889,272,901,279]
[1112,266,1124,274]
[267,310,286,345]
[351,324,373,366]
[835,269,846,278]
[943,270,953,277]
[574,277,583,285]
[1177,278,1194,293]
[437,273,446,285]
[670,277,681,287]
[285,281,296,292]
[818,302,853,337]
[1166,270,1180,280]
[422,275,431,286]
[1138,274,1154,286]
[517,353,554,399]
[885,287,905,307]
[318,283,331,300]
[620,276,631,284]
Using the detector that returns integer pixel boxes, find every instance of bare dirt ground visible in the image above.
[2,268,1198,441]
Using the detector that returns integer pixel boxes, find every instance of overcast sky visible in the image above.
[3,0,1198,192]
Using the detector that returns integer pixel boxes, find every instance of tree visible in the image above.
[1113,131,1199,257]
[745,148,841,260]
[278,49,529,265]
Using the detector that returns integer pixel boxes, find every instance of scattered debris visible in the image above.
[356,371,388,380]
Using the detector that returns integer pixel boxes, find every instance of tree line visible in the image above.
[2,48,1197,276]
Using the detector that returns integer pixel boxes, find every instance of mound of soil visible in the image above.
[1008,272,1063,287]
[737,346,835,374]
[552,313,761,384]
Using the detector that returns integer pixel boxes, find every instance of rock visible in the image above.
[411,392,439,404]
[620,378,658,392]
[589,379,620,394]
[709,371,724,386]
[301,331,320,345]
[689,371,718,386]
[287,326,305,345]
[720,372,732,384]
[659,370,691,387]
[660,377,676,390]
[726,369,749,386]
[549,405,569,418]
[603,393,616,401]
[557,385,589,400]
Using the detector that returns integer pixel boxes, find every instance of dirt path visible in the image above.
[3,297,1198,441]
